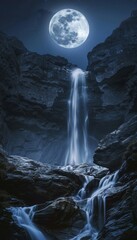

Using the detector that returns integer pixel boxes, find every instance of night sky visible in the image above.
[0,0,137,68]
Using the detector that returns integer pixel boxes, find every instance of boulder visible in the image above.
[0,147,84,206]
[33,197,86,239]
[85,178,100,197]
[94,115,137,171]
[63,163,109,178]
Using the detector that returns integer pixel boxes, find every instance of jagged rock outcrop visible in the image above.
[0,145,109,207]
[87,11,137,139]
[0,148,85,206]
[0,32,76,165]
[93,115,137,171]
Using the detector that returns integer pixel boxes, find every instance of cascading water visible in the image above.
[65,68,89,165]
[71,170,119,240]
[10,206,47,240]
[9,171,118,240]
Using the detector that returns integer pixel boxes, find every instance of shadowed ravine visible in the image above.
[9,69,119,240]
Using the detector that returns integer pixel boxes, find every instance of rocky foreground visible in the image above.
[0,141,137,240]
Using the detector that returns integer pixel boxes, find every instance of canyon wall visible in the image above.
[0,32,75,164]
[87,10,137,139]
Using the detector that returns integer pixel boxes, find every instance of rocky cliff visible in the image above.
[0,10,137,240]
[87,11,137,139]
[94,115,137,171]
[0,32,76,165]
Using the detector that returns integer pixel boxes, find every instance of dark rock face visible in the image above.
[0,32,76,165]
[87,11,137,139]
[97,142,137,240]
[124,141,137,171]
[94,115,137,171]
[88,14,137,239]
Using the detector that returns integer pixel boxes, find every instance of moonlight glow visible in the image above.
[49,9,90,48]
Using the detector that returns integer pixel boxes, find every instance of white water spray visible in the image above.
[65,68,89,165]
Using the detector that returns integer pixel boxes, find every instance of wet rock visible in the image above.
[0,208,28,240]
[62,163,109,178]
[97,185,137,240]
[85,178,100,197]
[34,197,86,239]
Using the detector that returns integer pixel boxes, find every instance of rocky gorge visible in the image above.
[0,10,137,240]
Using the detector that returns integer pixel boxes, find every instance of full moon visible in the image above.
[49,9,89,48]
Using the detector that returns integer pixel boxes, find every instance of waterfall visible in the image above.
[65,68,89,165]
[9,68,119,240]
[10,206,47,240]
[71,171,119,240]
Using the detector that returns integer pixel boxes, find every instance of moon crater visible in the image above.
[49,9,89,48]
